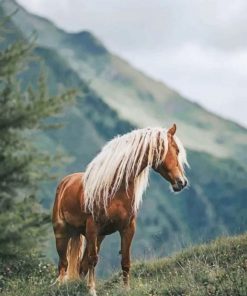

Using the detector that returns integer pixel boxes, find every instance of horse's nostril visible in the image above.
[176,178,187,188]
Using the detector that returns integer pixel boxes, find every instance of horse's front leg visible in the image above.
[119,218,136,288]
[85,216,98,296]
[80,234,105,278]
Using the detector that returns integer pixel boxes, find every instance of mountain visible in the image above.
[1,0,247,276]
[3,0,247,164]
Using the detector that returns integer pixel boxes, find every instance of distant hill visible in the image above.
[0,0,246,276]
[1,233,247,295]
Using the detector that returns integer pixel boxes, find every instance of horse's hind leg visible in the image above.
[53,222,70,283]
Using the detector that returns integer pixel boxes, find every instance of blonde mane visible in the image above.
[83,127,187,214]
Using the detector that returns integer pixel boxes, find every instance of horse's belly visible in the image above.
[97,221,119,235]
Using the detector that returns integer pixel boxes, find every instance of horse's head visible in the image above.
[154,124,188,192]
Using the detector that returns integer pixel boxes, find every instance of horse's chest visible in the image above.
[95,199,133,235]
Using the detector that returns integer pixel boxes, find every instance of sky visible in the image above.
[17,0,247,127]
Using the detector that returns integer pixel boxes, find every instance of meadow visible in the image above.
[1,233,246,296]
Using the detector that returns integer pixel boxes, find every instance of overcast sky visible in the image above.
[17,0,247,127]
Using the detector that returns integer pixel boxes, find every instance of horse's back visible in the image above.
[52,172,87,230]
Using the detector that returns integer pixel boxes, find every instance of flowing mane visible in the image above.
[83,127,187,213]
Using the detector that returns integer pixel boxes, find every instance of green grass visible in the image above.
[106,233,247,296]
[1,233,247,296]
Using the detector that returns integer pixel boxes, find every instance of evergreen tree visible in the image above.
[0,21,75,258]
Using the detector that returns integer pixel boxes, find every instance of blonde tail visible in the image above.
[66,235,85,280]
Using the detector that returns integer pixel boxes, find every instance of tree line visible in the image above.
[0,15,76,260]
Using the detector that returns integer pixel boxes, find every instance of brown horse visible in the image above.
[52,124,188,296]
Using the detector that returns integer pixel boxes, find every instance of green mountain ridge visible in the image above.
[1,0,247,276]
[3,0,247,163]
[30,44,247,250]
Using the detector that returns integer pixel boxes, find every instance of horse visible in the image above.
[52,124,188,296]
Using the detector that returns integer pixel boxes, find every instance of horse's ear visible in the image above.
[168,123,177,136]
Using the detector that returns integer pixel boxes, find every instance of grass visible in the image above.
[1,233,247,296]
[106,233,247,296]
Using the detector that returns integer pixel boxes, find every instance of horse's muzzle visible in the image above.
[172,178,187,192]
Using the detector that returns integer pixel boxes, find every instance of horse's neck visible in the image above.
[135,139,166,176]
[124,139,166,186]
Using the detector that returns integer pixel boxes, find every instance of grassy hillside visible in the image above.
[1,233,246,295]
[106,233,247,296]
[3,0,247,164]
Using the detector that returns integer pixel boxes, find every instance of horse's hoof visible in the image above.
[89,288,97,296]
[50,278,59,287]
[63,274,69,282]
[50,278,62,287]
[51,274,69,286]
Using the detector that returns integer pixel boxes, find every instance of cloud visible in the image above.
[17,0,247,51]
[123,43,247,123]
[16,0,247,126]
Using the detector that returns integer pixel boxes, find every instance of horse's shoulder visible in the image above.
[60,172,84,183]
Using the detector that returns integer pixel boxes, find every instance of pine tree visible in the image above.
[0,21,75,258]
